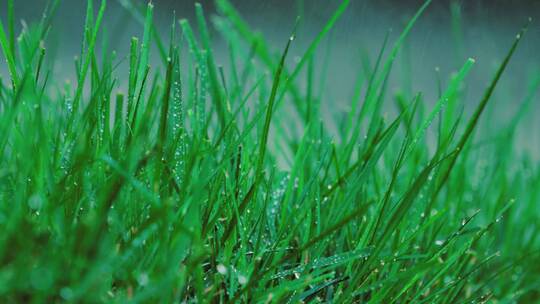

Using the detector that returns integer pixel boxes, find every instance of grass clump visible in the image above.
[1,0,539,302]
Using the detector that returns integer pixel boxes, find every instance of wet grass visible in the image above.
[0,0,539,302]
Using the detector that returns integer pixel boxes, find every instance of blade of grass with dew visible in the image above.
[195,3,228,129]
[408,57,475,154]
[425,19,531,218]
[72,0,107,114]
[276,0,351,105]
[358,0,432,127]
[137,2,153,89]
[0,18,19,89]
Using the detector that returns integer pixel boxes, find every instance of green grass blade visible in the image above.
[277,0,351,102]
[138,2,153,82]
[256,33,295,177]
[73,0,107,113]
[0,19,19,89]
[409,57,475,152]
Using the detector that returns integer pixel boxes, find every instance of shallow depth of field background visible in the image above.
[2,0,540,155]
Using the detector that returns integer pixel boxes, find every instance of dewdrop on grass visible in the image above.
[217,264,227,275]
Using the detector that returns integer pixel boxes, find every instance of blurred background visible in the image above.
[1,0,540,155]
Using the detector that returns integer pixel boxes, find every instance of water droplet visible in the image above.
[60,287,74,300]
[238,274,248,285]
[137,273,149,286]
[217,264,227,275]
[28,194,43,210]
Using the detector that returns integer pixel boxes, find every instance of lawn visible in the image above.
[0,0,539,302]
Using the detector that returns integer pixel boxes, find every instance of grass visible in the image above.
[0,0,539,302]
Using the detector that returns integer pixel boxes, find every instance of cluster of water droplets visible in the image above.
[271,247,373,280]
[59,138,73,177]
[172,61,186,186]
[196,51,208,133]
[65,95,73,117]
[266,174,289,238]
[98,99,106,146]
[215,263,248,289]
[59,89,75,176]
